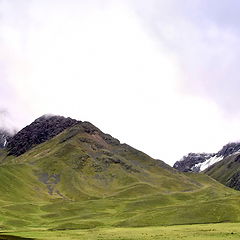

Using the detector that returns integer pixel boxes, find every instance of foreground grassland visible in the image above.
[4,223,240,240]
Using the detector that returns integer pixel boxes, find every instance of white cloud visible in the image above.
[1,0,240,165]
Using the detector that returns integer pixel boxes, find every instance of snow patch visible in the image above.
[194,155,223,172]
[3,139,7,147]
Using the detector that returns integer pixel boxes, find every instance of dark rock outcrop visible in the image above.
[173,153,214,172]
[216,142,240,158]
[7,115,79,156]
[7,115,120,157]
[0,129,12,149]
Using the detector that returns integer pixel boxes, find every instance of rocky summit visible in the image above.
[7,115,79,156]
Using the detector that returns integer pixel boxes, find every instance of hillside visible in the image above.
[0,115,239,234]
[205,152,240,190]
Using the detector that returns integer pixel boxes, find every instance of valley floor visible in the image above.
[4,223,240,240]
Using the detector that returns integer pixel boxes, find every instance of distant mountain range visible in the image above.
[174,142,240,190]
[174,142,240,172]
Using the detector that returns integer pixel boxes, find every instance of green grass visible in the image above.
[0,124,240,235]
[0,192,239,231]
[3,223,240,239]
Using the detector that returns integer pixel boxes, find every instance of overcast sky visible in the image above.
[1,0,240,165]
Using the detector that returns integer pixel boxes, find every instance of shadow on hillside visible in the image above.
[0,235,34,240]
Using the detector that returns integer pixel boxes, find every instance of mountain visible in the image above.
[0,115,239,232]
[174,142,240,173]
[2,116,205,199]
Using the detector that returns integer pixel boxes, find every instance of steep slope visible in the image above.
[174,142,240,173]
[0,116,239,231]
[205,152,240,190]
[8,121,205,199]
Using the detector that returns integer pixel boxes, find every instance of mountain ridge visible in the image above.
[174,142,240,191]
[7,115,79,156]
[174,142,240,173]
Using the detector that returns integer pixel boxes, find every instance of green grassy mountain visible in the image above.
[0,115,240,235]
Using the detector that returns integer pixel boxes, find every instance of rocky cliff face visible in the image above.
[0,129,12,149]
[174,142,240,173]
[216,142,240,158]
[173,153,214,172]
[7,115,79,156]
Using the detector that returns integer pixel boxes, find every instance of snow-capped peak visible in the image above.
[174,142,240,173]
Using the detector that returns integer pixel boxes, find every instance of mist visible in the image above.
[1,0,240,165]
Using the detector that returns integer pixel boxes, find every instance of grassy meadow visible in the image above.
[2,223,240,240]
